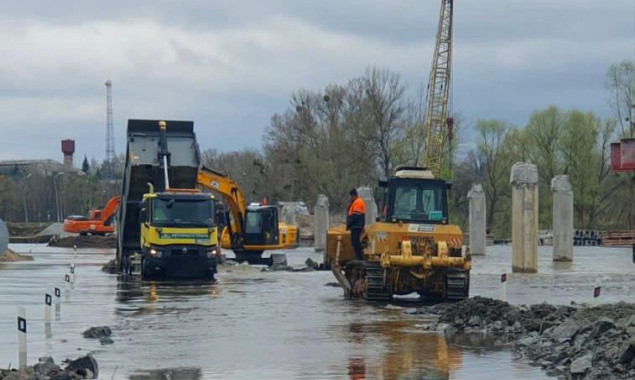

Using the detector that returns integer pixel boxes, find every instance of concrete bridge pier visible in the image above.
[551,175,573,262]
[314,195,329,252]
[510,162,539,273]
[467,184,486,255]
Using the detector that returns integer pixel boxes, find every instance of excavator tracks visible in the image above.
[445,269,469,301]
[363,261,391,302]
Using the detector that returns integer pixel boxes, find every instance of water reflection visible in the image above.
[115,275,219,316]
[129,367,202,380]
[346,320,461,380]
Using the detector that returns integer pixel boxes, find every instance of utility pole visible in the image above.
[105,80,115,179]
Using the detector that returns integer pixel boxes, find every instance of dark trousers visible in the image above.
[350,228,363,261]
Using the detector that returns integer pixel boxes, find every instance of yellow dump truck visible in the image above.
[117,120,220,279]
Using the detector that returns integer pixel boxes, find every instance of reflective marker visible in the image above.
[17,307,26,370]
[499,273,507,302]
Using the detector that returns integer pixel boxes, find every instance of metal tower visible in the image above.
[422,0,453,178]
[105,80,115,178]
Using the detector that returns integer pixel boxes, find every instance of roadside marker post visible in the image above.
[17,307,27,370]
[54,287,61,320]
[499,273,507,302]
[70,263,76,283]
[593,278,601,306]
[44,293,52,337]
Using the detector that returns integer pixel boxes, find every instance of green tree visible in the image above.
[474,119,512,235]
[82,155,90,175]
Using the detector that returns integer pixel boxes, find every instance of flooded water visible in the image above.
[1,244,633,379]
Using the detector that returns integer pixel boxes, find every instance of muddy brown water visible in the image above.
[0,244,633,379]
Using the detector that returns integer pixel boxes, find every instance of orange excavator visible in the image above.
[63,195,121,236]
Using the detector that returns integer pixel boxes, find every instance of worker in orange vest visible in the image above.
[346,189,366,261]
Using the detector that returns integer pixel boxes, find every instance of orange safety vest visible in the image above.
[348,197,366,216]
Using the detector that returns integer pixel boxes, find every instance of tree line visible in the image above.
[203,61,634,237]
[1,61,632,238]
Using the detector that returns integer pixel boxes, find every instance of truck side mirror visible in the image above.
[139,208,147,223]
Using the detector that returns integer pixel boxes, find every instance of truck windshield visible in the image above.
[387,180,448,223]
[152,198,214,227]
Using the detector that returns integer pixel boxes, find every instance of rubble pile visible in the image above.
[421,296,635,380]
[0,354,98,380]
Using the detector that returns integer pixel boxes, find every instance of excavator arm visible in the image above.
[100,195,121,226]
[197,166,246,243]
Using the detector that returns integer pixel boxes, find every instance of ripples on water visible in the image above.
[1,244,633,379]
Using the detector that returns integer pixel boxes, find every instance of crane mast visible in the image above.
[422,0,453,178]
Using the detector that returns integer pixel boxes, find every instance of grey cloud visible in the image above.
[0,0,632,162]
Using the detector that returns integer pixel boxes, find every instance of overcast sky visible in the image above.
[0,0,633,163]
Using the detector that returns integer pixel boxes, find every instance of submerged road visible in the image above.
[0,244,633,379]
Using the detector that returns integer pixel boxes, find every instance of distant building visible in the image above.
[0,159,78,177]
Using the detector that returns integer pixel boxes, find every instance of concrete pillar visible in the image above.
[314,195,329,252]
[510,162,539,273]
[467,184,486,255]
[357,186,378,226]
[0,218,8,254]
[551,175,573,262]
[280,203,297,225]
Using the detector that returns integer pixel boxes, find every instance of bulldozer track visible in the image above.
[445,269,469,301]
[363,261,391,302]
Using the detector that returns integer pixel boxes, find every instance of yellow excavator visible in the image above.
[197,166,298,265]
[325,0,470,301]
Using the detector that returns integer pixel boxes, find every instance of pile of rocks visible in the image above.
[0,354,98,380]
[83,326,114,345]
[417,296,635,380]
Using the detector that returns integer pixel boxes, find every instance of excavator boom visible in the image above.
[197,167,246,237]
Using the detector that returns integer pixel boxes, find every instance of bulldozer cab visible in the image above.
[380,168,451,224]
[243,205,280,246]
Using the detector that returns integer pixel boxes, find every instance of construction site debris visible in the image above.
[415,296,635,380]
[0,354,99,380]
[82,326,112,339]
[49,235,116,249]
[0,248,34,262]
[101,259,118,274]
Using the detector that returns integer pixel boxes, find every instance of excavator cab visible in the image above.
[243,204,280,246]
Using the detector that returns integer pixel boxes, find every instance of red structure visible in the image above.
[610,138,635,172]
[609,137,635,262]
[61,139,75,168]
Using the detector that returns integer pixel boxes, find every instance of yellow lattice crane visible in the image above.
[422,0,454,178]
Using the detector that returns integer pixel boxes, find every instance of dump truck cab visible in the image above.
[138,190,219,278]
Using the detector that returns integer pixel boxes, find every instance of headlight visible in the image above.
[207,247,219,258]
[149,249,163,258]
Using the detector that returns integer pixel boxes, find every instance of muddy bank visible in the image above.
[0,248,34,262]
[414,297,635,380]
[49,235,116,249]
[5,222,50,237]
[0,354,98,380]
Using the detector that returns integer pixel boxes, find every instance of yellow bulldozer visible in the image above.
[325,167,470,301]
